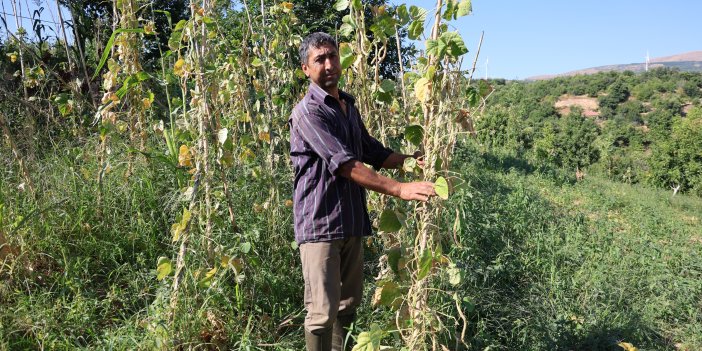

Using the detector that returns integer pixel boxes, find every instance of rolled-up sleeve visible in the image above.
[359,119,393,170]
[295,110,356,175]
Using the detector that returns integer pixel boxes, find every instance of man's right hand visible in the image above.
[398,182,436,202]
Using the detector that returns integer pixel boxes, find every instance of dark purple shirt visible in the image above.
[289,83,393,244]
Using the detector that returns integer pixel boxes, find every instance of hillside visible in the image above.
[529,51,702,80]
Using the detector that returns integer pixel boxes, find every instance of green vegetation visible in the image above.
[1,0,701,350]
[479,69,702,196]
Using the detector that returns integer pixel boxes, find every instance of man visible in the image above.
[289,32,436,351]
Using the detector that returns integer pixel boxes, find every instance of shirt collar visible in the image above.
[308,82,356,105]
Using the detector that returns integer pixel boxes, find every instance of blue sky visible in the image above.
[398,0,702,79]
[2,0,700,79]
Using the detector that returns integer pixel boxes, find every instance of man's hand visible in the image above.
[339,160,436,202]
[397,181,436,201]
[412,151,425,168]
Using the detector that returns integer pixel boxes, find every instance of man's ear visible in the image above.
[301,63,309,78]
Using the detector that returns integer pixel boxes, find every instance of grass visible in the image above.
[1,140,701,350]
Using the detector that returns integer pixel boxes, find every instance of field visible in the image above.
[1,141,701,350]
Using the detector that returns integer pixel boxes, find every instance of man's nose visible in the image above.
[324,58,334,70]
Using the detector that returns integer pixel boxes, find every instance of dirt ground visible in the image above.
[554,95,600,117]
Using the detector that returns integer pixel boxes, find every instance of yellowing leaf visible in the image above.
[220,255,230,268]
[258,132,271,143]
[414,77,431,103]
[372,281,403,309]
[280,1,294,10]
[434,176,449,200]
[173,58,187,77]
[141,97,152,109]
[178,144,192,167]
[156,257,172,280]
[240,148,256,163]
[403,157,417,172]
[618,342,638,351]
[8,52,18,63]
[284,199,293,207]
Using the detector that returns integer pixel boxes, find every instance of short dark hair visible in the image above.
[299,32,338,65]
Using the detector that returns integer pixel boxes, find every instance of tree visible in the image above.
[291,0,416,78]
[648,107,702,195]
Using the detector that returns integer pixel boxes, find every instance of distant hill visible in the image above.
[528,51,702,80]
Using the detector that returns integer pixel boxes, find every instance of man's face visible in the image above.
[302,43,341,91]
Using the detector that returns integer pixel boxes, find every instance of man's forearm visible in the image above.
[338,160,401,197]
[381,152,411,169]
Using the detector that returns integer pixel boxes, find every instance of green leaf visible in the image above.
[93,28,145,79]
[478,79,493,97]
[374,280,403,308]
[466,86,479,107]
[409,5,428,20]
[442,0,456,20]
[251,58,263,67]
[428,32,468,59]
[417,249,433,280]
[457,0,472,17]
[173,19,187,31]
[339,23,354,37]
[378,209,403,233]
[240,242,252,254]
[387,246,401,274]
[434,176,449,200]
[352,324,385,351]
[404,125,424,146]
[339,43,355,69]
[379,79,395,93]
[407,19,424,40]
[156,257,172,280]
[396,4,410,25]
[334,0,349,11]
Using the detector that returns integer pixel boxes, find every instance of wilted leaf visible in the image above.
[178,145,192,167]
[618,342,638,351]
[434,176,449,200]
[446,263,462,285]
[156,257,172,280]
[174,58,187,76]
[239,148,256,163]
[258,131,271,143]
[403,157,417,172]
[217,128,228,145]
[414,78,431,102]
[372,281,403,308]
